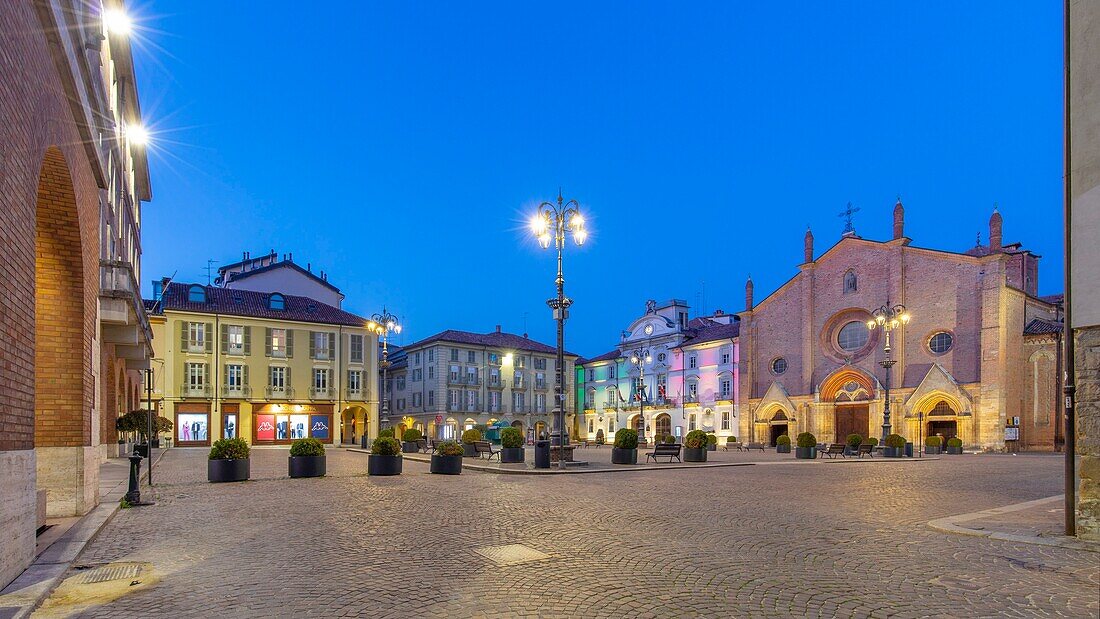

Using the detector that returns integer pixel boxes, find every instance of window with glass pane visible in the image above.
[186,363,205,389]
[350,334,364,363]
[228,325,244,354]
[450,349,459,361]
[688,382,697,398]
[270,366,286,389]
[722,411,730,430]
[313,332,330,360]
[226,364,242,389]
[313,369,329,390]
[721,379,731,398]
[348,370,361,393]
[188,322,205,352]
[271,329,287,357]
[929,331,953,354]
[689,355,697,369]
[837,321,869,351]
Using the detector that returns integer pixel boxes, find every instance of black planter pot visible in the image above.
[134,443,150,458]
[401,442,418,454]
[462,443,478,458]
[706,444,717,452]
[208,458,250,483]
[844,446,857,456]
[430,454,463,475]
[288,455,326,478]
[611,447,638,465]
[883,446,902,458]
[684,447,707,462]
[150,438,161,448]
[795,446,816,459]
[925,446,942,455]
[368,454,402,476]
[500,447,525,463]
[946,446,963,455]
[776,444,791,454]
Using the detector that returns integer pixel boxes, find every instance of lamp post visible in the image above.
[531,190,587,470]
[369,308,401,442]
[626,348,652,444]
[866,303,911,445]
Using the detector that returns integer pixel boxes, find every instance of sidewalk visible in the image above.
[0,449,165,618]
[928,495,1100,553]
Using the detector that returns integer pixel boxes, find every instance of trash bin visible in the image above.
[905,442,914,458]
[534,440,551,469]
[361,435,369,450]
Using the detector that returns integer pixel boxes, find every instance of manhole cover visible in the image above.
[474,544,550,566]
[74,563,143,585]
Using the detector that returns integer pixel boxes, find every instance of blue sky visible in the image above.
[132,1,1063,356]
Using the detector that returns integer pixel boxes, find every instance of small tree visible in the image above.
[776,434,792,446]
[684,430,708,449]
[371,436,401,456]
[846,433,863,448]
[613,428,638,449]
[500,427,524,449]
[796,432,817,448]
[884,433,907,449]
[402,428,422,442]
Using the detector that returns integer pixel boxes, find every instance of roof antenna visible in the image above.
[523,312,528,337]
[204,259,219,285]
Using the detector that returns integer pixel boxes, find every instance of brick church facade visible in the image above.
[737,200,1062,452]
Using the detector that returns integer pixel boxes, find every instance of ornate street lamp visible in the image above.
[368,308,402,440]
[867,303,911,445]
[628,347,652,444]
[531,190,587,469]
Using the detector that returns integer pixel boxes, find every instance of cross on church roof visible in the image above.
[838,202,860,234]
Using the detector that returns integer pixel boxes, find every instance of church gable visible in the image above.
[757,381,797,418]
[904,363,973,413]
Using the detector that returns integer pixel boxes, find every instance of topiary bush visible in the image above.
[379,428,395,439]
[614,428,638,450]
[461,429,482,445]
[290,437,325,457]
[209,437,250,460]
[796,432,817,448]
[435,440,464,456]
[846,433,863,448]
[925,435,943,447]
[402,428,422,442]
[595,429,605,445]
[946,437,963,448]
[706,433,718,446]
[865,436,879,446]
[776,434,791,446]
[684,429,708,449]
[726,436,738,443]
[371,436,401,456]
[500,427,524,449]
[663,434,676,444]
[884,433,906,448]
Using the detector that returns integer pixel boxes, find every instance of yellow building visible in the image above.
[146,282,379,447]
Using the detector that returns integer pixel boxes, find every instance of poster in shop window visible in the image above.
[310,415,330,440]
[256,414,275,441]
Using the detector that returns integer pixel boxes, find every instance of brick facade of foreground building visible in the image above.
[0,1,152,588]
[737,202,1061,452]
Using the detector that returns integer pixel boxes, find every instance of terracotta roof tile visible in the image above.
[146,282,366,327]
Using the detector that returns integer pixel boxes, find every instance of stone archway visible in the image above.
[654,413,672,438]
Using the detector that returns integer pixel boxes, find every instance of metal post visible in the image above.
[146,367,154,485]
[1063,0,1076,537]
[125,454,142,505]
[555,212,567,470]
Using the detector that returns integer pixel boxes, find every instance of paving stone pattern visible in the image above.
[48,449,1099,618]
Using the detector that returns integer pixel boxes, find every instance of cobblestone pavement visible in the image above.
[39,449,1099,618]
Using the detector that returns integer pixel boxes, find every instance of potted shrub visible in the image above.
[705,433,718,451]
[379,428,395,439]
[287,437,326,478]
[663,434,676,445]
[461,428,482,457]
[368,436,402,476]
[611,428,638,464]
[430,440,464,475]
[401,428,422,453]
[154,416,173,448]
[208,437,250,483]
[684,430,708,462]
[500,427,525,463]
[795,432,817,459]
[594,428,605,446]
[845,433,863,456]
[865,436,879,447]
[883,433,906,457]
[946,436,963,455]
[776,434,791,454]
[924,435,943,455]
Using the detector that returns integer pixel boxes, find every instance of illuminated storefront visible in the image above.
[175,402,211,447]
[252,403,333,445]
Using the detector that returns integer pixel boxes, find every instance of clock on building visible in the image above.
[643,324,654,335]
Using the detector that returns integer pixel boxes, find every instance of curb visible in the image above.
[0,449,167,618]
[927,495,1100,553]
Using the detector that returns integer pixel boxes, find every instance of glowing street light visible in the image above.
[867,303,911,444]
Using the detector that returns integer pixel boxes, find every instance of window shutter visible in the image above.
[327,333,335,361]
[203,363,210,387]
[180,321,188,350]
[242,365,249,386]
[205,323,214,353]
[265,328,273,357]
[268,366,274,387]
[309,331,317,359]
[286,330,294,358]
[221,323,229,354]
[244,326,252,355]
[223,363,229,386]
[285,366,292,388]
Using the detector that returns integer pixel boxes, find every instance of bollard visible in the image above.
[534,440,551,469]
[125,454,143,504]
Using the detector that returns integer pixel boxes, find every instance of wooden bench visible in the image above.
[415,438,429,453]
[856,443,875,458]
[743,442,766,452]
[724,441,743,451]
[645,443,682,463]
[474,441,500,461]
[821,443,846,459]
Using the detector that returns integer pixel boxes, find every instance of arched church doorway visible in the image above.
[654,413,672,438]
[769,424,788,446]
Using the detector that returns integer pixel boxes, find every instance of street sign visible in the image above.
[435,414,443,424]
[1004,426,1019,441]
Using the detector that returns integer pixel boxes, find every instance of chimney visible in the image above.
[804,227,814,263]
[989,205,1002,252]
[714,308,724,316]
[495,324,502,333]
[745,276,754,311]
[307,262,311,272]
[893,198,905,239]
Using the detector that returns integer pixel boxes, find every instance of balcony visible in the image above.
[466,402,480,412]
[488,378,504,389]
[603,401,618,410]
[100,259,152,369]
[221,385,252,398]
[265,386,295,399]
[309,387,334,400]
[345,388,366,400]
[179,384,211,399]
[448,375,464,386]
[513,405,530,414]
[465,376,481,386]
[512,380,526,390]
[534,381,548,391]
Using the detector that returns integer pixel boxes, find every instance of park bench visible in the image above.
[724,441,743,451]
[856,443,875,458]
[474,441,500,461]
[743,442,766,452]
[821,444,846,459]
[415,438,429,453]
[645,443,682,463]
